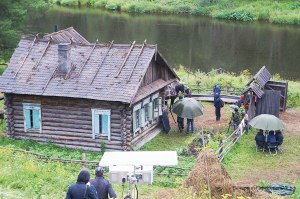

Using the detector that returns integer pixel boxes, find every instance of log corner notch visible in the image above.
[3,94,14,138]
[121,106,132,151]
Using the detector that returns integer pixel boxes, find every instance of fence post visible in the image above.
[82,153,86,169]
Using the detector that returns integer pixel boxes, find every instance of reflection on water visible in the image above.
[26,6,300,80]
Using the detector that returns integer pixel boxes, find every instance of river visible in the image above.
[26,6,300,80]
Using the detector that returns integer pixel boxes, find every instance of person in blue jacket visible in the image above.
[66,170,98,199]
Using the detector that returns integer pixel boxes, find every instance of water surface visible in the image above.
[26,6,300,80]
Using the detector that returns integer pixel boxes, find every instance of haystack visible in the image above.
[184,150,277,198]
[184,149,234,198]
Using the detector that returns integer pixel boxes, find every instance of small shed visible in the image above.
[0,27,179,151]
[244,66,288,119]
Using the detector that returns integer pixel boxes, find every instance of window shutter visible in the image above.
[23,107,31,131]
[102,114,109,136]
[148,102,153,121]
[158,97,163,116]
[140,107,145,127]
[93,110,100,139]
[33,108,40,129]
[132,111,137,133]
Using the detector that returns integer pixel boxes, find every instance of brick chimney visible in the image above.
[57,43,71,77]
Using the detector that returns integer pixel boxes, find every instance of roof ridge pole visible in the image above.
[33,36,52,70]
[13,34,39,78]
[114,40,136,78]
[90,40,114,85]
[127,40,147,82]
[77,39,99,77]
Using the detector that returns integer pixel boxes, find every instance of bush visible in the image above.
[215,10,254,22]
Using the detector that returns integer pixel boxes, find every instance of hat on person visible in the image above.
[95,167,104,176]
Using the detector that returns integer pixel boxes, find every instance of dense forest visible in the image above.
[0,0,49,61]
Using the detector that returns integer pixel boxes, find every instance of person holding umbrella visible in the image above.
[172,97,204,133]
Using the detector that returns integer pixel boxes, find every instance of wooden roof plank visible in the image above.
[33,39,51,70]
[115,41,136,78]
[13,34,38,78]
[127,40,146,82]
[77,40,98,77]
[90,41,114,85]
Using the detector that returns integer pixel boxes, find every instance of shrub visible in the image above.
[215,10,254,22]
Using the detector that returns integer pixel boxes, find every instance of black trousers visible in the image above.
[215,107,221,121]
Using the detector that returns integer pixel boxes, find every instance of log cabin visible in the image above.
[0,27,178,151]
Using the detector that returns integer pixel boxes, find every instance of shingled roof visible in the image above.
[244,66,272,98]
[0,36,176,104]
[43,27,90,44]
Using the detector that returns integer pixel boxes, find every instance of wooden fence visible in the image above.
[190,85,244,96]
[216,117,247,161]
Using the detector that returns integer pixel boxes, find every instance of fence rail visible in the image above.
[216,117,247,161]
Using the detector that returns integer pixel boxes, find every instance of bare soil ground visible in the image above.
[168,103,300,190]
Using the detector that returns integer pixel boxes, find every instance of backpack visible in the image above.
[220,99,224,107]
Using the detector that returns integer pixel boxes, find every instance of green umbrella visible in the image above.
[249,114,284,131]
[172,98,204,119]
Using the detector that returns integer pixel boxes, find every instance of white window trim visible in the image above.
[22,103,42,133]
[91,109,111,140]
[133,103,142,135]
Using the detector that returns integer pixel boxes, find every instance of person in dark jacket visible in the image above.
[90,167,116,199]
[267,130,277,144]
[255,130,265,148]
[66,170,98,199]
[214,93,223,121]
[231,108,240,129]
[275,130,284,145]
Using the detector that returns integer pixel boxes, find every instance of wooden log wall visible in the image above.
[4,94,14,138]
[10,94,128,151]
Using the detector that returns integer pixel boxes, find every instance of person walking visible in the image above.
[90,167,117,199]
[66,170,98,199]
[232,108,240,129]
[186,118,194,133]
[214,93,224,121]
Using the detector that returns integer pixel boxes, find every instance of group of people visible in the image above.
[66,167,116,199]
[165,82,194,133]
[255,130,284,150]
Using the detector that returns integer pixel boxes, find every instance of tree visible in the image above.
[0,0,49,61]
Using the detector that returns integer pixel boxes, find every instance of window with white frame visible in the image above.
[23,103,41,132]
[132,103,141,133]
[92,109,111,140]
[132,93,162,134]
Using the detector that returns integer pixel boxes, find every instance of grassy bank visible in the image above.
[50,0,300,25]
[0,130,197,198]
[174,67,300,108]
[223,129,300,198]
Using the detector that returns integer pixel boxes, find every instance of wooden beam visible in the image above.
[33,38,52,70]
[14,34,38,78]
[42,67,58,94]
[90,41,114,85]
[115,41,136,78]
[127,40,146,82]
[77,39,98,77]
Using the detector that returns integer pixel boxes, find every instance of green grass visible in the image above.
[223,129,300,198]
[49,0,300,25]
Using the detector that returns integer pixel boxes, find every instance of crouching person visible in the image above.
[90,167,117,199]
[66,170,98,199]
